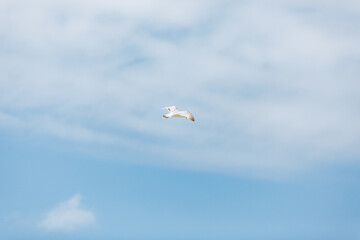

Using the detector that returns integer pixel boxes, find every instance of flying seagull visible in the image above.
[162,106,195,122]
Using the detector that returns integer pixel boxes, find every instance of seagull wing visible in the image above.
[162,106,178,112]
[182,111,195,121]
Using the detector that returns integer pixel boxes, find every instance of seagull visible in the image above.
[162,106,195,122]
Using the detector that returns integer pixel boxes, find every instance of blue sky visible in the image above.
[1,0,360,239]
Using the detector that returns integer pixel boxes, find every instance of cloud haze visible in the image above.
[0,0,359,177]
[39,194,95,231]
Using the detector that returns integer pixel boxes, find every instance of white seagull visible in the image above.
[162,106,195,122]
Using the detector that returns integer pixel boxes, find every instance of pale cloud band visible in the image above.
[39,194,95,231]
[0,0,359,177]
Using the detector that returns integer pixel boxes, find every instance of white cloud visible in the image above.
[0,0,359,177]
[39,194,95,231]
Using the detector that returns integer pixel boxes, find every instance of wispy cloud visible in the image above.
[0,0,359,177]
[39,194,95,231]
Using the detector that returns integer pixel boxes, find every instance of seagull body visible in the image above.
[162,106,195,122]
